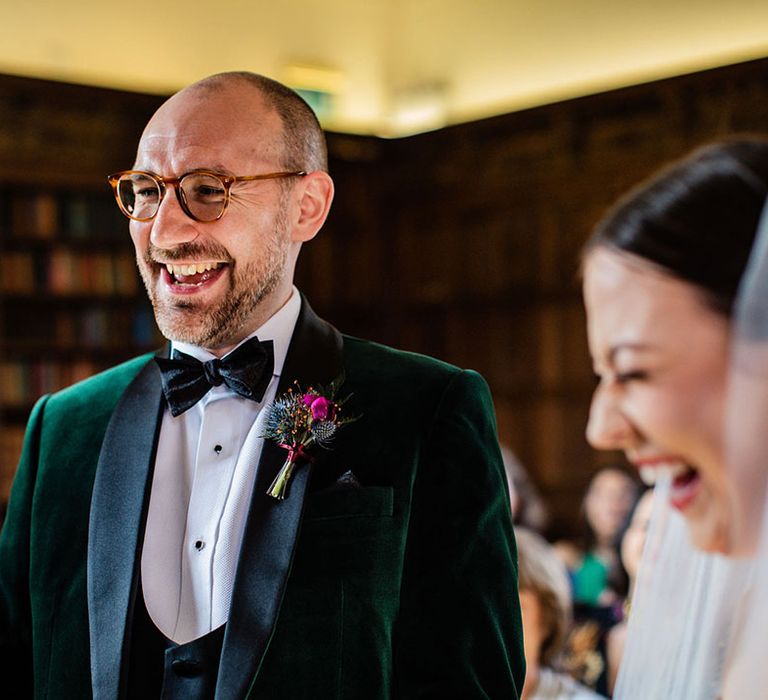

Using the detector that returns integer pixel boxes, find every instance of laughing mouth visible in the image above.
[637,460,701,511]
[160,261,227,286]
[637,460,693,487]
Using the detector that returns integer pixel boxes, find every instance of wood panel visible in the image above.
[3,57,768,534]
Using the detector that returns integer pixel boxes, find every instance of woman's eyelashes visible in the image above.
[615,369,648,384]
[592,368,649,386]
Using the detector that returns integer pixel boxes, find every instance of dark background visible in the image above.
[2,57,768,536]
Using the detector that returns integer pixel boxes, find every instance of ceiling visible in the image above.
[2,0,767,136]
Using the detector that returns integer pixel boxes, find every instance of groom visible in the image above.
[0,72,525,699]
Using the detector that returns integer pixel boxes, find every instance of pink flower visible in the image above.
[309,396,330,420]
[302,393,317,406]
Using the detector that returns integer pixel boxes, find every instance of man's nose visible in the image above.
[586,384,633,450]
[149,187,199,248]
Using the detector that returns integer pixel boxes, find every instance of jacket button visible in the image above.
[171,659,202,677]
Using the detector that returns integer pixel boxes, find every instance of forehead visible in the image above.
[135,83,284,172]
[583,248,723,359]
[590,469,634,493]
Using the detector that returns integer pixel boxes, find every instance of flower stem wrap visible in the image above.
[267,443,315,500]
[267,456,298,500]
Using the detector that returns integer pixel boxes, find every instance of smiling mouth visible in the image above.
[637,460,701,510]
[159,261,227,287]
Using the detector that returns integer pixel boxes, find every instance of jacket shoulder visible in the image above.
[45,353,156,419]
[342,335,462,382]
[340,335,494,411]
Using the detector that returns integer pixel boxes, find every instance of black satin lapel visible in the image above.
[217,297,344,699]
[87,358,165,700]
[275,297,345,397]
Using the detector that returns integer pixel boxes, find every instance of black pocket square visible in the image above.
[334,470,362,489]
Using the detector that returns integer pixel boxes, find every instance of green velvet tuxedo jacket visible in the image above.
[0,298,525,699]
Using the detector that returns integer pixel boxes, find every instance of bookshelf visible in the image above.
[0,75,164,505]
[0,185,162,500]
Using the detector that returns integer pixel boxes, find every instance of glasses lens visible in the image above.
[117,173,161,220]
[180,173,227,222]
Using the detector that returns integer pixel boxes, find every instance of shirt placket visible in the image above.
[175,390,240,641]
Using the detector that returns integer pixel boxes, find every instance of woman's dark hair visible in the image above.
[585,137,768,315]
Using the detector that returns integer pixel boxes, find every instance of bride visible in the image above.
[581,137,768,698]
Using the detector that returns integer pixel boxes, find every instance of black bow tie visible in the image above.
[155,337,275,417]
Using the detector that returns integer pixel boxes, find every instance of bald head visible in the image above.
[178,71,328,173]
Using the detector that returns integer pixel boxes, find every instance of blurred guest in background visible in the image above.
[605,488,654,695]
[553,466,639,695]
[517,527,607,700]
[501,443,550,533]
[555,466,639,607]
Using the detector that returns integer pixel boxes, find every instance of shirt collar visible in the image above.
[170,286,301,379]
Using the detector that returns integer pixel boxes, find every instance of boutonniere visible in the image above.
[262,377,359,500]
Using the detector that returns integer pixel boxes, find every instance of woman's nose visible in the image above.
[586,384,634,450]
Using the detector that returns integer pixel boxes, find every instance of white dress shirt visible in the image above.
[141,288,301,643]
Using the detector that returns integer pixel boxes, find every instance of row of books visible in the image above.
[1,249,139,296]
[1,190,126,241]
[0,359,101,407]
[0,425,25,503]
[5,305,159,349]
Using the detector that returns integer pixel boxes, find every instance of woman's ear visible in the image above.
[291,171,335,243]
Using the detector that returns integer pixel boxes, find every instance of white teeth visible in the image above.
[164,262,221,277]
[639,461,690,486]
[639,467,659,486]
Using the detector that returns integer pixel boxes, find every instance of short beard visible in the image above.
[138,206,291,349]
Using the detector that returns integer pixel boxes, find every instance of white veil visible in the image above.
[614,477,753,699]
[719,197,768,697]
[613,199,768,700]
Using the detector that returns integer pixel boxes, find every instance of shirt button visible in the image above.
[214,444,223,454]
[194,539,205,551]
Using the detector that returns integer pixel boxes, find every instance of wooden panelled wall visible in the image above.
[2,58,768,534]
[298,57,768,536]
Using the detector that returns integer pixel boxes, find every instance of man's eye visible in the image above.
[194,185,226,201]
[134,186,158,201]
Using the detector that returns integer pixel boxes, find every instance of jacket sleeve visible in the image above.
[0,395,49,697]
[395,369,525,698]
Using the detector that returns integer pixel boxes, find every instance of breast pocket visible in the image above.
[296,486,398,578]
[304,485,394,521]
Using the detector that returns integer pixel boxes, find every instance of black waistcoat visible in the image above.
[126,587,226,700]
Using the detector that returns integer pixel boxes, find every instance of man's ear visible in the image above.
[291,171,334,243]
